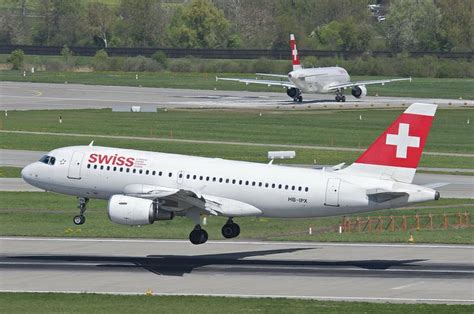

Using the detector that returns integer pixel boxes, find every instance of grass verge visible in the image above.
[1,293,472,314]
[1,192,472,244]
[1,70,473,99]
[0,167,22,178]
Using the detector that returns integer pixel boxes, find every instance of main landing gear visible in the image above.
[293,95,303,103]
[335,90,346,102]
[73,197,89,225]
[221,218,240,239]
[189,225,208,245]
[188,218,241,245]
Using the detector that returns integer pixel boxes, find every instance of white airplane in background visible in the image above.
[217,34,411,102]
[22,103,440,245]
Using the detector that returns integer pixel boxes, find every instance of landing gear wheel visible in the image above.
[189,227,208,245]
[335,95,341,102]
[341,95,346,102]
[297,96,303,103]
[221,221,241,239]
[73,215,85,225]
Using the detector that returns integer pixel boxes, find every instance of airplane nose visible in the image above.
[21,164,32,182]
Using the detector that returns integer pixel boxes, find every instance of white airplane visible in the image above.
[217,34,411,102]
[22,103,439,245]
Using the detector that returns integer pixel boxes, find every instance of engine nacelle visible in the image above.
[351,85,367,98]
[286,87,301,98]
[108,194,173,226]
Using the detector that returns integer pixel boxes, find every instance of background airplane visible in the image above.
[217,34,411,102]
[22,103,439,245]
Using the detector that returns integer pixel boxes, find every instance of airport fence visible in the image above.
[0,44,472,60]
[340,211,471,233]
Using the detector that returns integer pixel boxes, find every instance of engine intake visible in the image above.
[351,85,367,98]
[108,194,173,225]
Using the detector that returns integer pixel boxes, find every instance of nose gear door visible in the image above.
[68,152,84,179]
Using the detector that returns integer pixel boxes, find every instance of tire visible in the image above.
[189,229,208,245]
[222,224,234,239]
[231,223,241,238]
[335,95,340,102]
[298,96,303,103]
[341,95,346,102]
[73,215,85,225]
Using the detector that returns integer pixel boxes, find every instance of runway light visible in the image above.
[408,234,415,243]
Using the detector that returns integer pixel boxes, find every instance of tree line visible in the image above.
[0,0,472,52]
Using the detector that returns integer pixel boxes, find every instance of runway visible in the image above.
[1,149,472,197]
[1,82,472,110]
[0,237,472,303]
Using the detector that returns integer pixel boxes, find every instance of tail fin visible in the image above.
[290,34,302,71]
[342,103,437,183]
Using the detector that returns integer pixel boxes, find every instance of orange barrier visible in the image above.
[341,211,471,233]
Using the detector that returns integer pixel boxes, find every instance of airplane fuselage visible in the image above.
[22,145,437,219]
[288,66,350,94]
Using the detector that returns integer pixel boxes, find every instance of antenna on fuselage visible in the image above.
[88,141,94,146]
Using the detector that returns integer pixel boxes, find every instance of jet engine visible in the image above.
[286,87,301,98]
[108,194,173,225]
[351,85,367,98]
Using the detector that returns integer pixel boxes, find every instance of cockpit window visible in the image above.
[39,155,56,165]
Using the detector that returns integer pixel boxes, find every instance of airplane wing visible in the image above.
[216,76,295,88]
[255,73,289,79]
[123,184,262,217]
[327,77,412,90]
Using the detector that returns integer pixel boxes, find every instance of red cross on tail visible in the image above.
[341,103,437,183]
[290,34,302,71]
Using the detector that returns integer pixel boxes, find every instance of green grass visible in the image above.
[1,132,472,169]
[2,108,472,153]
[1,293,472,314]
[1,108,473,169]
[1,70,473,99]
[0,167,22,178]
[1,192,472,243]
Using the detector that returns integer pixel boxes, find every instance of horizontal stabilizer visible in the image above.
[423,182,449,189]
[366,188,408,203]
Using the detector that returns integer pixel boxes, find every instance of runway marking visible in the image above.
[1,237,473,249]
[0,290,472,304]
[392,281,425,290]
[2,130,472,157]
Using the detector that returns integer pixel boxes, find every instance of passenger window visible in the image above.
[285,185,289,190]
[219,178,223,183]
[199,176,203,180]
[159,171,163,176]
[213,177,216,182]
[206,176,210,181]
[278,184,282,189]
[298,186,302,191]
[87,164,91,169]
[292,186,295,190]
[100,165,104,170]
[152,171,156,175]
[120,168,123,172]
[179,173,183,178]
[271,183,275,188]
[259,182,262,187]
[239,180,242,185]
[193,175,197,180]
[169,172,172,177]
[252,182,256,186]
[126,168,130,173]
[113,167,117,171]
[305,187,309,192]
[94,165,98,169]
[265,183,269,188]
[245,181,249,185]
[139,169,143,174]
[186,174,190,179]
[226,179,229,183]
[133,169,136,173]
[107,166,110,171]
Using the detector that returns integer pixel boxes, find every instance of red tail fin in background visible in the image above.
[290,34,302,71]
[342,103,437,183]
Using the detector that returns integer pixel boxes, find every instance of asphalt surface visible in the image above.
[0,237,472,303]
[1,81,473,110]
[1,149,472,198]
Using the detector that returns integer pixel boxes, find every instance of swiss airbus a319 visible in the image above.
[22,103,439,244]
[217,34,411,103]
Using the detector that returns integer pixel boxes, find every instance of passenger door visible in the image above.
[324,178,340,207]
[68,152,84,179]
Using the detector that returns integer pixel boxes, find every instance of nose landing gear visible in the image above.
[73,197,89,225]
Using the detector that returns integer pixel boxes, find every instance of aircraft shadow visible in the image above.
[6,247,431,277]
